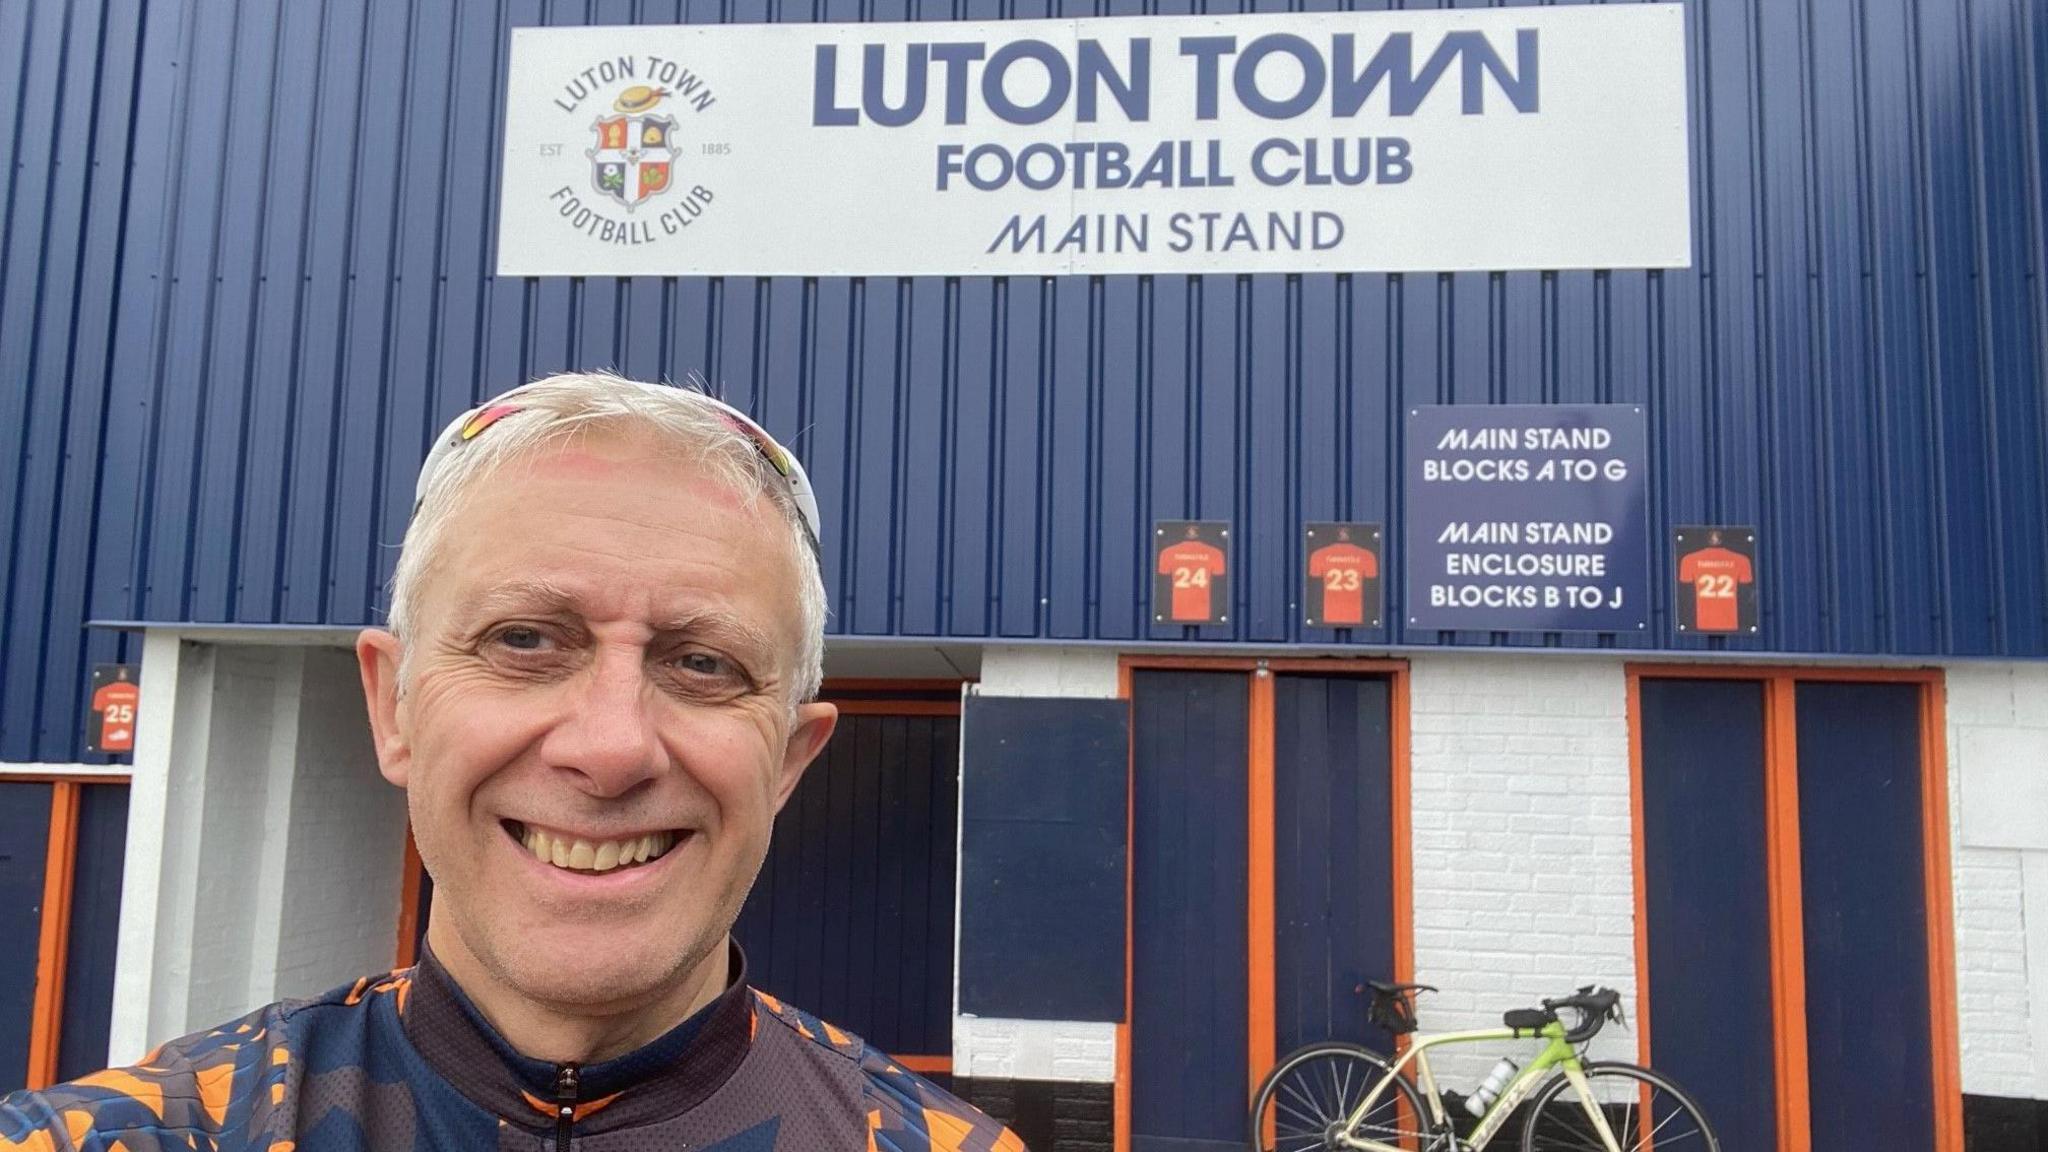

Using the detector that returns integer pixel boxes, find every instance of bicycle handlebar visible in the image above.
[1541,986,1624,1044]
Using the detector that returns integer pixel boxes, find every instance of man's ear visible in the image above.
[357,628,413,788]
[773,702,838,812]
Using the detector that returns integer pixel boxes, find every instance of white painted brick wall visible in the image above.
[1947,664,2046,1099]
[977,645,1119,700]
[1954,847,2033,1093]
[274,647,408,998]
[1408,655,1638,1088]
[954,1018,1119,1083]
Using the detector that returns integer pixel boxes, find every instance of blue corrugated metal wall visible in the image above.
[2,0,2044,762]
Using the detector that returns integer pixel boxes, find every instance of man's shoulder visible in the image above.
[0,969,414,1150]
[856,1053,1026,1152]
[0,1001,294,1150]
[747,990,1026,1152]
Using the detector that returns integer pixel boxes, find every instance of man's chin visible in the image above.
[482,927,718,1013]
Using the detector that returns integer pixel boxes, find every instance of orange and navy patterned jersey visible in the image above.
[0,945,1023,1152]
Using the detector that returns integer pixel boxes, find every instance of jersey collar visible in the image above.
[402,939,757,1133]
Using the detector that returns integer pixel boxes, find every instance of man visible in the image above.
[1,373,1023,1151]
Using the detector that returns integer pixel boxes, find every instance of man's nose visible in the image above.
[541,644,666,797]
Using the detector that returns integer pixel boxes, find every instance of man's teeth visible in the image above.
[522,827,677,873]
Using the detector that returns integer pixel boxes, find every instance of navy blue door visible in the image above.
[56,784,130,1082]
[733,712,959,1064]
[1273,674,1395,1053]
[1132,670,1249,1152]
[1796,682,1934,1152]
[0,782,54,1094]
[1637,678,1777,1152]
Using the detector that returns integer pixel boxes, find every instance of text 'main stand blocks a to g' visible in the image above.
[1404,405,1651,634]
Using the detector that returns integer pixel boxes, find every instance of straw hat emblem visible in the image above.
[613,85,671,114]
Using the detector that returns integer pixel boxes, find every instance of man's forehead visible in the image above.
[453,433,779,542]
[410,432,803,637]
[441,573,782,649]
[509,429,748,492]
[458,574,728,618]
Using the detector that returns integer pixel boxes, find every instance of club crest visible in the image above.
[588,85,681,210]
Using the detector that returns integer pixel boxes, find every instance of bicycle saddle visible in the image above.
[1366,980,1439,997]
[1364,981,1437,1036]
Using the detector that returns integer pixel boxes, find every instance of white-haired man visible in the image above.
[1,373,1024,1151]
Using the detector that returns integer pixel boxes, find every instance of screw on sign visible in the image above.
[89,663,141,755]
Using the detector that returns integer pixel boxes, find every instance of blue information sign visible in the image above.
[1405,405,1650,633]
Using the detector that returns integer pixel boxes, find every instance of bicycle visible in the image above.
[1248,981,1719,1152]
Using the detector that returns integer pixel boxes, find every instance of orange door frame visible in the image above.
[15,773,131,1091]
[1114,656,1413,1152]
[1625,665,1960,1152]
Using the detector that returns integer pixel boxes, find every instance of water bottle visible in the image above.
[1464,1057,1518,1117]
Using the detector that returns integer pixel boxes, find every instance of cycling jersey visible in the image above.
[0,943,1022,1151]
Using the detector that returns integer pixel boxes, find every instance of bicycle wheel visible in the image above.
[1249,1043,1438,1152]
[1519,1061,1719,1152]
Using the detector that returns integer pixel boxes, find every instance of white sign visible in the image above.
[497,5,1691,277]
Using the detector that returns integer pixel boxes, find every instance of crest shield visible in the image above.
[587,113,681,209]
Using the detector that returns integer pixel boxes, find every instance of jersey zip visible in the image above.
[552,1064,580,1152]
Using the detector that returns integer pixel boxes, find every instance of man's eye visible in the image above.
[675,652,729,677]
[496,627,549,651]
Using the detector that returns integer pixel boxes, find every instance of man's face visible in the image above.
[359,430,835,1011]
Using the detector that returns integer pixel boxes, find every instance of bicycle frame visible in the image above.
[1332,1022,1627,1152]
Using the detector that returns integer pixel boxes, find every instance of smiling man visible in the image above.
[0,374,1023,1152]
